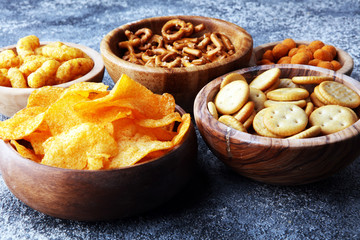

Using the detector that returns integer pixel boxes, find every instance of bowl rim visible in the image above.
[0,41,105,92]
[252,40,354,75]
[100,15,253,74]
[194,64,360,148]
[0,105,193,173]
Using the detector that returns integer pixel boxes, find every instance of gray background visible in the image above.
[1,0,360,239]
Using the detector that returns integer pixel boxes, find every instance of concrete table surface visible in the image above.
[0,0,360,239]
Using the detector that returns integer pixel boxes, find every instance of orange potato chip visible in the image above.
[26,86,64,108]
[24,130,52,156]
[10,140,41,163]
[41,123,118,170]
[135,112,182,128]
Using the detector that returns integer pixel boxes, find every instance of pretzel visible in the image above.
[135,28,153,45]
[161,19,187,41]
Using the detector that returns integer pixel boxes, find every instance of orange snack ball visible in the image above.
[272,43,289,60]
[308,40,325,53]
[291,52,309,65]
[262,49,275,62]
[282,38,296,49]
[257,59,274,65]
[298,44,307,49]
[313,49,333,61]
[331,60,342,71]
[297,48,313,60]
[308,59,320,66]
[317,61,334,70]
[322,45,337,58]
[288,48,298,57]
[277,56,291,64]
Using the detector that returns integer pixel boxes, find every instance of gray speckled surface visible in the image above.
[1,0,360,239]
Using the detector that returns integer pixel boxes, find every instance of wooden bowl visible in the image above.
[0,42,105,117]
[252,40,354,76]
[100,15,253,111]
[194,64,360,185]
[0,105,198,221]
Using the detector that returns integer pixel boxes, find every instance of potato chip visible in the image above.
[41,123,118,170]
[135,112,182,128]
[10,140,41,163]
[26,86,64,108]
[24,130,52,155]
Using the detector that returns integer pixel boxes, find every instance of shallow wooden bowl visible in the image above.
[252,40,354,76]
[0,42,105,117]
[0,106,197,221]
[194,64,360,185]
[100,15,253,111]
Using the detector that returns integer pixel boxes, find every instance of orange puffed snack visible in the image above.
[0,74,191,170]
[257,38,342,71]
[0,35,94,88]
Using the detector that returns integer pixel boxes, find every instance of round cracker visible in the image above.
[310,92,325,107]
[249,68,281,91]
[266,87,309,101]
[292,76,333,85]
[207,101,218,119]
[218,115,247,132]
[304,102,314,116]
[287,125,321,139]
[264,99,307,108]
[318,81,360,108]
[243,111,256,129]
[263,104,308,137]
[233,101,254,122]
[313,86,331,105]
[220,72,246,89]
[278,78,300,88]
[214,80,250,115]
[248,87,266,112]
[309,105,357,135]
[253,108,282,138]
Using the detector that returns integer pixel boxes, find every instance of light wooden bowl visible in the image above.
[252,40,354,76]
[0,42,105,117]
[100,15,253,111]
[194,64,360,185]
[0,106,198,221]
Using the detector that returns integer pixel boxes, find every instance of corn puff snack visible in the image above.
[0,50,21,68]
[28,60,61,88]
[0,35,94,88]
[41,44,85,61]
[16,35,40,58]
[8,68,28,88]
[55,58,94,84]
[0,69,11,87]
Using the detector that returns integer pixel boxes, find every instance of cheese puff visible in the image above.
[27,60,61,88]
[290,52,309,64]
[331,60,342,71]
[277,56,291,64]
[8,67,28,88]
[16,35,40,58]
[272,43,289,60]
[317,61,334,70]
[0,50,21,68]
[307,40,325,53]
[288,48,298,57]
[322,45,337,58]
[313,49,333,61]
[55,58,94,84]
[19,55,50,77]
[41,44,85,62]
[0,68,11,87]
[282,38,296,49]
[262,49,274,62]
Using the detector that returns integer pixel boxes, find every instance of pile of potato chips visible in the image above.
[0,35,94,88]
[0,74,190,170]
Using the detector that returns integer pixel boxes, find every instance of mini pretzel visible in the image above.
[135,28,153,45]
[194,23,205,33]
[183,22,194,37]
[155,55,181,68]
[161,19,187,41]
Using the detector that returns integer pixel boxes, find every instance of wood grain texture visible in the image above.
[251,40,354,76]
[0,42,105,117]
[0,106,198,221]
[194,64,360,185]
[100,15,253,112]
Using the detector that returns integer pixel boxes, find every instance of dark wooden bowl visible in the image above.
[0,42,105,117]
[194,64,360,185]
[100,15,253,111]
[251,40,354,76]
[0,106,198,221]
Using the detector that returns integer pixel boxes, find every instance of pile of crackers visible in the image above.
[208,68,360,139]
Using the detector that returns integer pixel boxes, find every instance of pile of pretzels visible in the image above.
[118,19,235,68]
